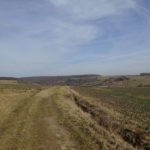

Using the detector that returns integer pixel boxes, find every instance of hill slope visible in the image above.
[19,74,100,86]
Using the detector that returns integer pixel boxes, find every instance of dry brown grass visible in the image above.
[52,86,137,150]
[0,85,149,150]
[0,80,18,84]
[71,87,150,150]
[0,87,76,150]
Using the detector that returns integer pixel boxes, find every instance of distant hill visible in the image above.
[19,75,100,86]
[0,77,18,80]
[0,75,133,86]
[140,73,150,76]
[3,75,150,87]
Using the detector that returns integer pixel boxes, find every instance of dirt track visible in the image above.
[0,88,76,150]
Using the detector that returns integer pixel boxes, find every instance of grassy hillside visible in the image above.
[0,77,149,150]
[0,80,44,90]
[0,80,18,84]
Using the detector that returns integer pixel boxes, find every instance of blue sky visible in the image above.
[0,0,150,77]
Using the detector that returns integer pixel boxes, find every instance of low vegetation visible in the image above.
[73,86,150,149]
[52,87,136,150]
[0,83,75,150]
[0,77,149,150]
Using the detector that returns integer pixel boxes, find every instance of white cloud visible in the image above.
[0,0,150,76]
[48,0,137,20]
[47,20,100,48]
[43,0,137,53]
[40,0,137,55]
[47,0,69,6]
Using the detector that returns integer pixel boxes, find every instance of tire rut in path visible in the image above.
[0,89,76,150]
[35,89,76,150]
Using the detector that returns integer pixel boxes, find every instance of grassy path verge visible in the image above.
[51,87,137,150]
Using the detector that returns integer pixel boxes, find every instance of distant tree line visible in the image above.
[140,73,150,76]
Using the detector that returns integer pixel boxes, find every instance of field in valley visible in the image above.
[0,77,149,150]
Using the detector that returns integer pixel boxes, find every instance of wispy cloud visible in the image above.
[0,0,150,76]
[48,0,136,19]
